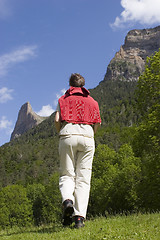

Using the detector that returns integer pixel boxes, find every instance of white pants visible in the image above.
[59,135,95,218]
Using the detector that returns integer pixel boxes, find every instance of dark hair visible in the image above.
[69,73,85,87]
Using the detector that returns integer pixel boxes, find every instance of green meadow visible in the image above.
[0,213,160,240]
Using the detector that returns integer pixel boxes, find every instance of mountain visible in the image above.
[1,25,159,187]
[10,102,46,140]
[10,26,160,140]
[89,26,160,126]
[104,25,160,82]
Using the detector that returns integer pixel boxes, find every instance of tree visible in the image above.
[0,185,33,228]
[136,50,160,118]
[41,173,61,223]
[89,144,140,215]
[133,49,160,211]
[134,49,160,156]
[27,183,45,225]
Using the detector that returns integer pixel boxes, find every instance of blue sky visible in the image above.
[1,0,160,146]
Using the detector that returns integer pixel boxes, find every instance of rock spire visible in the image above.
[11,102,46,140]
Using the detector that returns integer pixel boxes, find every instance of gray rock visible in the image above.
[11,102,47,140]
[104,25,160,82]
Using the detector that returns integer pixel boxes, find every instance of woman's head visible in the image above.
[69,73,85,87]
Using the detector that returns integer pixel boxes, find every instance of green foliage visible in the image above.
[0,185,33,229]
[132,110,160,211]
[136,50,160,117]
[132,49,160,212]
[90,79,139,127]
[41,173,61,224]
[27,183,45,225]
[133,106,160,157]
[0,118,59,186]
[0,197,10,228]
[27,173,61,226]
[95,125,135,150]
[89,144,141,215]
[0,174,61,229]
[136,153,160,211]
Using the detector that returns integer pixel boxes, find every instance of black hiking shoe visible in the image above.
[62,199,74,226]
[74,216,85,229]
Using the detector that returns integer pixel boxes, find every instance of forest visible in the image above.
[0,50,160,229]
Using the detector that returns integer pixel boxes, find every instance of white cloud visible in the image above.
[0,87,13,103]
[0,116,12,130]
[0,45,37,77]
[111,0,160,28]
[36,104,55,117]
[36,89,66,117]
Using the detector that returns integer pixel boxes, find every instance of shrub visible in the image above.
[27,183,45,225]
[0,185,33,228]
[89,144,141,215]
[41,173,61,223]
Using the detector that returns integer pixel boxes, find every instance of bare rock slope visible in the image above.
[11,102,47,140]
[104,25,160,82]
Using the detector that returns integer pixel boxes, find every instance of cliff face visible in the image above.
[104,25,160,82]
[11,102,46,140]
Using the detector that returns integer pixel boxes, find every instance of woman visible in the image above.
[54,73,101,228]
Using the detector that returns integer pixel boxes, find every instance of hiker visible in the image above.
[54,73,101,228]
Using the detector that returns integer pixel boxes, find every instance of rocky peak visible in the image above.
[104,25,160,82]
[11,102,47,140]
[124,26,160,52]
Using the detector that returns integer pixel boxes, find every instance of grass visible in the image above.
[0,213,160,240]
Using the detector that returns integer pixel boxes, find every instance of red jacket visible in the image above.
[59,87,101,125]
